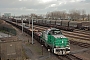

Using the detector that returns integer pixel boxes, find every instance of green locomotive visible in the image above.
[40,28,70,55]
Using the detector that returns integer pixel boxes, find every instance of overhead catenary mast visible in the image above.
[0,12,1,18]
[22,16,23,34]
[32,17,34,44]
[29,16,30,28]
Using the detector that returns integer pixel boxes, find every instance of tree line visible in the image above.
[30,9,90,21]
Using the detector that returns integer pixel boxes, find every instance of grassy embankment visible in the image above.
[0,20,17,35]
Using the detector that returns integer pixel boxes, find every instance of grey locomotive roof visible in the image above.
[53,35,66,38]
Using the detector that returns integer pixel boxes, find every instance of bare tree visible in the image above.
[46,11,67,20]
[81,10,86,21]
[87,14,90,21]
[69,9,81,21]
[30,13,38,18]
[46,9,88,21]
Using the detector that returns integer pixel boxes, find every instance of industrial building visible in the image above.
[2,13,11,19]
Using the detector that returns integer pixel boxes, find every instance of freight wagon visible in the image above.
[10,18,90,31]
[81,21,90,30]
[69,21,90,30]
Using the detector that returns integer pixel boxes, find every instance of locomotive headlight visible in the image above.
[66,45,69,47]
[56,46,59,48]
[66,45,70,48]
[60,37,63,38]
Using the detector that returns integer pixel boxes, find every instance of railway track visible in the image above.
[70,41,90,48]
[33,25,90,41]
[23,25,84,60]
[25,25,83,60]
[57,54,82,60]
[32,25,90,48]
[62,31,90,38]
[32,25,90,46]
[28,24,90,36]
[74,29,90,35]
[63,33,90,40]
[29,25,90,41]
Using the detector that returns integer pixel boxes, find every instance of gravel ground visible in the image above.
[70,44,90,60]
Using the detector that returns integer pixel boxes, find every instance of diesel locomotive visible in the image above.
[40,28,70,55]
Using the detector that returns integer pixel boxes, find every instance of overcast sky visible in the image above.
[0,0,90,16]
